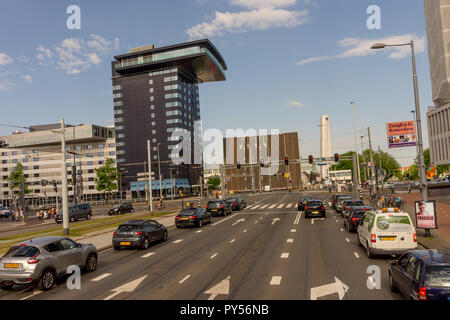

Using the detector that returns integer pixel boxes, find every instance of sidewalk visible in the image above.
[396,192,450,250]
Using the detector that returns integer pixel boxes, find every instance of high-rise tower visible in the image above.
[320,114,332,182]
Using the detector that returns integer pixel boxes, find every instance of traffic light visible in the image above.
[52,180,57,192]
[284,157,289,165]
[237,162,241,169]
[72,166,77,185]
[334,153,339,163]
[308,155,313,164]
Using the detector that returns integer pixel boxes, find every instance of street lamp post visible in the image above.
[351,101,361,195]
[157,143,163,200]
[60,119,69,235]
[371,40,429,236]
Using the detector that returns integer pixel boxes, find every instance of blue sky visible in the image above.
[0,0,433,166]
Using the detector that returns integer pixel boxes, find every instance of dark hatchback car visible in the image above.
[112,219,167,250]
[331,194,348,209]
[175,208,212,228]
[206,200,232,216]
[389,250,450,300]
[55,203,92,223]
[343,206,374,232]
[298,195,314,211]
[304,200,326,218]
[108,202,134,215]
[340,199,364,216]
[226,197,247,210]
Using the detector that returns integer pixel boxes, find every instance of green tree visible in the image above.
[95,158,119,200]
[207,175,221,189]
[415,148,450,176]
[7,162,31,197]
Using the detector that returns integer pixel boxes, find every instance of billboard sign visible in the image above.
[386,121,416,148]
[414,200,438,229]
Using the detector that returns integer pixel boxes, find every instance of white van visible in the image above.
[357,208,417,258]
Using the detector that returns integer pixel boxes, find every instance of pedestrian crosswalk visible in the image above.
[245,202,298,210]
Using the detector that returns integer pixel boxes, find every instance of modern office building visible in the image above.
[111,40,227,194]
[223,132,302,191]
[0,124,116,207]
[424,0,450,165]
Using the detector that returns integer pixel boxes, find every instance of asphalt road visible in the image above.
[0,191,404,300]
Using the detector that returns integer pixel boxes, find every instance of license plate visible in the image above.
[120,242,131,246]
[211,209,217,212]
[380,237,396,241]
[312,211,319,214]
[181,217,188,220]
[4,263,19,268]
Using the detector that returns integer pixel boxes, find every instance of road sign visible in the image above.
[317,163,327,166]
[284,173,290,178]
[226,177,231,182]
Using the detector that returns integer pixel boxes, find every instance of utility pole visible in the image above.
[352,152,359,199]
[367,127,378,192]
[157,143,162,200]
[220,164,225,199]
[250,164,255,195]
[351,101,361,185]
[147,140,153,212]
[60,119,69,235]
[378,146,383,191]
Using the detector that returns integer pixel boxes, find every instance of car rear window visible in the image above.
[208,201,221,207]
[118,224,140,232]
[6,246,40,258]
[354,209,370,217]
[346,201,364,206]
[179,209,196,215]
[425,266,450,288]
[376,216,412,232]
[307,201,323,206]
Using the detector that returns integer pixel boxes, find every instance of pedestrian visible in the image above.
[19,209,25,224]
[328,183,332,193]
[158,197,163,210]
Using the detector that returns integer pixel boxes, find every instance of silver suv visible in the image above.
[0,236,97,291]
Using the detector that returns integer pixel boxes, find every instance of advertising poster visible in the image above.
[386,121,417,148]
[414,200,438,229]
[426,165,438,181]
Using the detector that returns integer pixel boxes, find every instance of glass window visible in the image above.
[151,113,155,118]
[87,161,94,166]
[109,143,115,147]
[33,149,38,154]
[150,104,155,110]
[109,151,115,156]
[425,266,450,287]
[151,121,155,126]
[98,144,104,149]
[59,239,78,250]
[12,151,18,155]
[150,96,154,101]
[149,79,153,85]
[33,157,39,162]
[98,152,104,157]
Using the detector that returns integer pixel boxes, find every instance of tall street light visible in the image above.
[371,40,429,236]
[157,143,163,199]
[351,101,361,187]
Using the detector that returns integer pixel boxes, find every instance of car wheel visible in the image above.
[0,284,13,290]
[389,273,398,292]
[141,237,149,250]
[70,216,76,223]
[366,243,374,259]
[176,225,181,229]
[38,269,55,291]
[131,208,134,213]
[208,216,212,224]
[86,214,91,220]
[222,211,226,217]
[162,231,168,242]
[85,253,97,272]
[198,219,203,228]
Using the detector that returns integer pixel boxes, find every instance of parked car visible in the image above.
[357,208,417,258]
[330,194,348,209]
[298,195,315,211]
[389,249,450,300]
[175,208,211,228]
[108,202,134,215]
[55,203,92,224]
[304,200,326,218]
[0,236,97,291]
[0,206,12,219]
[335,196,352,213]
[226,197,247,210]
[206,200,232,216]
[341,199,365,217]
[112,219,168,250]
[343,206,374,232]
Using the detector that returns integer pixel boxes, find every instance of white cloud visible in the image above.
[18,55,29,63]
[113,37,120,50]
[86,52,102,65]
[0,53,13,66]
[297,34,425,66]
[230,0,297,9]
[36,45,54,62]
[187,7,308,39]
[0,80,14,91]
[284,100,306,108]
[22,74,33,83]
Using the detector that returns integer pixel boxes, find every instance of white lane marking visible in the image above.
[340,228,344,232]
[210,253,218,259]
[269,204,276,209]
[260,204,269,209]
[104,291,121,301]
[259,217,263,220]
[243,229,247,233]
[287,238,294,243]
[230,238,236,243]
[195,230,203,233]
[281,253,289,259]
[20,290,42,300]
[251,204,261,210]
[212,213,240,226]
[270,276,282,285]
[254,220,258,224]
[354,252,359,258]
[271,217,280,225]
[173,239,183,243]
[277,204,284,209]
[232,218,245,226]
[92,273,112,282]
[345,238,350,243]
[179,275,191,284]
[335,220,338,223]
[286,203,293,208]
[246,205,254,209]
[141,252,155,258]
[291,229,296,233]
[294,211,301,225]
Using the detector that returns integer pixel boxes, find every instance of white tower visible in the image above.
[320,114,332,182]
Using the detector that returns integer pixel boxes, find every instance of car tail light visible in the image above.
[371,234,376,243]
[113,232,118,236]
[321,206,325,210]
[345,206,348,210]
[189,216,197,219]
[419,287,427,300]
[133,231,143,235]
[27,253,40,264]
[234,202,238,205]
[20,243,26,246]
[221,204,224,208]
[175,216,180,220]
[351,217,356,221]
[305,206,309,210]
[298,201,300,205]
[206,205,208,209]
[413,233,417,242]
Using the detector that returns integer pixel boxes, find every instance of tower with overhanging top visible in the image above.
[320,114,332,182]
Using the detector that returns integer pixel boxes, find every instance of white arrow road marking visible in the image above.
[232,218,245,226]
[173,239,183,243]
[230,238,236,243]
[287,238,294,243]
[141,252,155,258]
[281,253,289,259]
[92,273,112,282]
[195,230,203,233]
[311,218,325,225]
[340,228,344,232]
[271,217,280,225]
[310,277,349,300]
[345,238,350,243]
[20,290,42,300]
[354,252,359,258]
[243,229,247,233]
[204,276,230,300]
[179,275,191,284]
[270,276,282,285]
[294,212,301,225]
[104,275,147,300]
[286,203,293,208]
